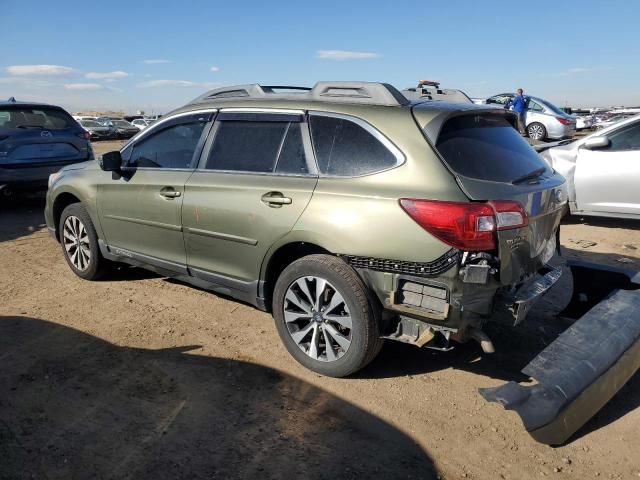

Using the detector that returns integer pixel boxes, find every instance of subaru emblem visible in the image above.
[41,130,52,138]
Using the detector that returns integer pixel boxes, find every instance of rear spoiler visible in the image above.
[411,104,518,144]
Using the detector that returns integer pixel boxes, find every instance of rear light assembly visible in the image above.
[555,117,571,125]
[399,199,528,251]
[78,131,91,140]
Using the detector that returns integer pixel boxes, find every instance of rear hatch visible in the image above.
[0,105,91,168]
[413,106,567,285]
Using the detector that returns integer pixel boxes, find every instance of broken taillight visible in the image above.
[399,199,528,251]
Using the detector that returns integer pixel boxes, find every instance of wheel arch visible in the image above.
[260,240,331,311]
[52,192,83,241]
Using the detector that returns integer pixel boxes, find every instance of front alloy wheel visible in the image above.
[59,203,108,280]
[284,276,352,362]
[63,215,91,271]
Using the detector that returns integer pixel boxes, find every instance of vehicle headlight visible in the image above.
[48,171,63,189]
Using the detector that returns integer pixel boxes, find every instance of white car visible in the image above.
[537,114,640,219]
[131,118,153,130]
[574,115,594,130]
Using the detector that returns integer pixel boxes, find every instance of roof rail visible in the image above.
[190,81,409,107]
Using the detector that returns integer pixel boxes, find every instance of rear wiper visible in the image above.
[512,167,546,185]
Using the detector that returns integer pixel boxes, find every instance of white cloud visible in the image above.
[85,70,129,80]
[143,59,170,64]
[6,64,75,76]
[137,79,218,88]
[210,66,220,72]
[64,83,103,91]
[317,50,380,60]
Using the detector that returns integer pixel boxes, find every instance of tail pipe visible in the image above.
[480,260,640,445]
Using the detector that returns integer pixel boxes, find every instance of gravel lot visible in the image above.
[0,140,638,479]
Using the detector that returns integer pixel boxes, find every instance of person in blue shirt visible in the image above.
[507,88,528,137]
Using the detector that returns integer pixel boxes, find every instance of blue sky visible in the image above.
[1,0,637,113]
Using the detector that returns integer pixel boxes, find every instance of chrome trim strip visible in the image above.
[104,214,182,232]
[219,107,305,115]
[185,226,258,246]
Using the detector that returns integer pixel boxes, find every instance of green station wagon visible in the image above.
[45,81,567,377]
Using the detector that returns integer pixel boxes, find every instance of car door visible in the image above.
[182,109,318,288]
[525,98,545,126]
[98,112,213,270]
[574,119,640,216]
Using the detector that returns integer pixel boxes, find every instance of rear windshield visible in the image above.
[112,120,132,127]
[81,120,101,127]
[0,107,75,130]
[435,114,552,183]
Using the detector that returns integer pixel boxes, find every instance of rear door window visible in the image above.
[309,114,400,176]
[0,107,75,130]
[435,114,552,182]
[204,119,309,175]
[527,100,544,112]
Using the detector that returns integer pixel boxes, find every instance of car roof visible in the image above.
[0,99,61,109]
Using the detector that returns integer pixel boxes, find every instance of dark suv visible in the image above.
[0,98,93,194]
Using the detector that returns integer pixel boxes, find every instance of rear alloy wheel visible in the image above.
[59,203,108,280]
[284,276,352,362]
[273,255,383,377]
[527,122,547,141]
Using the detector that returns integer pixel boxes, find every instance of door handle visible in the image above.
[261,192,292,207]
[159,187,181,199]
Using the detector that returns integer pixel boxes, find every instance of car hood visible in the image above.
[60,159,97,172]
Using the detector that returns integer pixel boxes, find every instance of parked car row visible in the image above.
[73,115,156,139]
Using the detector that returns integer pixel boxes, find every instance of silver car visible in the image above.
[537,114,640,219]
[479,93,576,141]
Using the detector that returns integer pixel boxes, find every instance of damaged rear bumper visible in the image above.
[480,261,640,445]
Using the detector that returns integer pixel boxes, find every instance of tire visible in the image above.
[272,254,383,377]
[59,203,108,280]
[527,122,547,141]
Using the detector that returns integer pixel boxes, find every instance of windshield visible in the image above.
[0,107,75,130]
[435,114,552,183]
[113,120,132,127]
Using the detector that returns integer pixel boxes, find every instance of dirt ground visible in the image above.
[1,140,639,479]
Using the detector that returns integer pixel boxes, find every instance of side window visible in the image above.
[527,100,544,112]
[204,120,308,175]
[607,122,640,151]
[309,115,398,176]
[128,121,206,169]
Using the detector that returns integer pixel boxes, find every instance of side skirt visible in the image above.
[98,240,266,311]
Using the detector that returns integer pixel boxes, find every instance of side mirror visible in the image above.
[583,136,610,150]
[100,151,123,171]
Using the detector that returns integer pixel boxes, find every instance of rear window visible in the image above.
[309,115,398,176]
[0,107,75,130]
[435,114,551,183]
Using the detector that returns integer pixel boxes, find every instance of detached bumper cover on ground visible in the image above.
[480,261,640,445]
